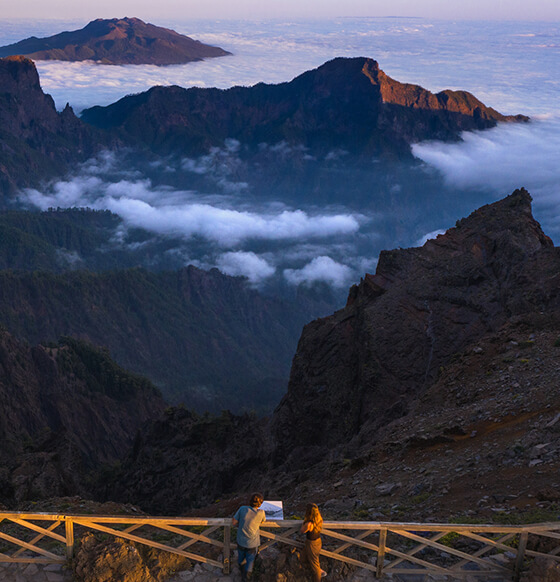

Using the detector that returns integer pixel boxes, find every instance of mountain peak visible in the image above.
[0,17,231,65]
[437,187,551,248]
[312,57,528,123]
[273,189,558,454]
[362,188,552,310]
[0,54,40,86]
[82,56,528,158]
[0,55,106,195]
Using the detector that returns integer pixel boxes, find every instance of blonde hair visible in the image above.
[304,503,323,532]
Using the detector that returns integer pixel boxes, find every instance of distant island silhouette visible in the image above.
[0,17,231,65]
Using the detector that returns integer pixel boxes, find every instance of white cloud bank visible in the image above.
[18,155,370,288]
[15,17,555,117]
[412,119,560,194]
[284,256,354,288]
[216,251,275,284]
[21,175,361,247]
[416,229,446,247]
[412,116,560,240]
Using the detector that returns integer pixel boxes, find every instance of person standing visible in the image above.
[232,492,266,581]
[300,503,326,581]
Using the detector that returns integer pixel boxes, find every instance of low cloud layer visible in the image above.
[216,251,275,284]
[1,18,551,116]
[284,256,354,288]
[416,229,446,247]
[21,172,361,248]
[19,152,369,289]
[413,117,560,241]
[2,18,557,297]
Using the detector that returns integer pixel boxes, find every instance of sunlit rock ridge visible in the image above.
[81,56,528,157]
[0,54,528,199]
[0,17,231,65]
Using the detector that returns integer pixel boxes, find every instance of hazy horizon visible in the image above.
[2,0,559,21]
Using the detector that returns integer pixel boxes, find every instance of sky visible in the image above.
[2,0,559,21]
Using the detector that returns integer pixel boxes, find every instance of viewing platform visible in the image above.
[0,511,559,581]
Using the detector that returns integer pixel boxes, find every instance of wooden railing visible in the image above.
[1,512,559,580]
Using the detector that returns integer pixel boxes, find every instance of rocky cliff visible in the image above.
[110,407,270,514]
[272,189,557,457]
[81,57,528,158]
[0,56,106,196]
[0,331,165,506]
[0,17,231,65]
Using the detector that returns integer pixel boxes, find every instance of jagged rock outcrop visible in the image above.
[271,189,559,459]
[110,407,269,513]
[0,17,231,65]
[81,57,528,158]
[0,56,106,196]
[521,558,560,582]
[0,331,165,506]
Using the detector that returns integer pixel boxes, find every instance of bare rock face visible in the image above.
[0,56,60,132]
[111,407,270,514]
[0,56,106,195]
[73,532,191,582]
[271,189,559,460]
[81,57,528,158]
[0,17,231,65]
[73,533,150,582]
[521,558,560,582]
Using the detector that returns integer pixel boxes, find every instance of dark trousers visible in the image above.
[237,545,257,579]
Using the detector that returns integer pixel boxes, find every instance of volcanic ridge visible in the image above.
[0,17,231,65]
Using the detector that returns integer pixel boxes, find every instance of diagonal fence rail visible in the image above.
[0,511,559,580]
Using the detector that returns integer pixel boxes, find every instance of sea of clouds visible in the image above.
[0,18,555,115]
[413,116,560,240]
[1,17,559,288]
[20,150,372,287]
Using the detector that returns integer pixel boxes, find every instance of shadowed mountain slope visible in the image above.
[0,56,107,197]
[0,331,165,505]
[0,17,231,65]
[0,265,327,413]
[0,208,124,271]
[81,57,528,158]
[0,206,339,414]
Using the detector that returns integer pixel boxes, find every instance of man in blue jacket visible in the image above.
[233,492,266,581]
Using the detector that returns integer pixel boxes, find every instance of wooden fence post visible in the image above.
[514,532,528,582]
[65,518,74,560]
[223,524,231,575]
[376,527,387,579]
